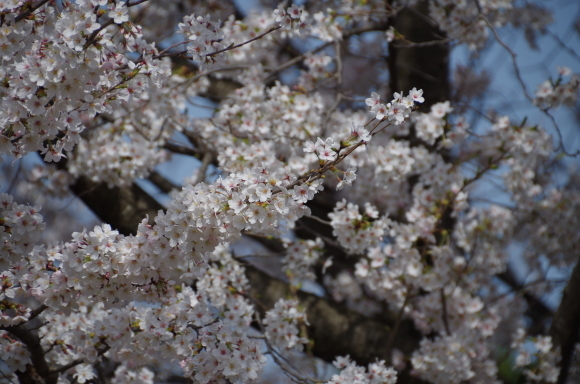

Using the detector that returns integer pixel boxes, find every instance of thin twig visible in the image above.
[264,24,387,83]
[440,289,451,335]
[304,214,331,226]
[486,277,567,306]
[57,180,104,212]
[207,26,282,57]
[546,29,580,60]
[385,293,409,358]
[175,65,251,93]
[157,40,189,57]
[24,321,49,333]
[296,221,343,250]
[479,11,579,156]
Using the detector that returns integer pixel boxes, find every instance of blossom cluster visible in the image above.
[63,61,207,188]
[298,53,334,90]
[454,206,515,280]
[273,4,308,33]
[325,110,561,384]
[413,101,453,146]
[111,366,155,384]
[428,0,552,50]
[262,299,309,351]
[411,334,477,384]
[365,88,424,124]
[354,245,422,309]
[25,165,73,199]
[1,1,169,160]
[328,200,388,255]
[0,87,427,383]
[157,166,323,251]
[0,333,30,373]
[512,328,560,383]
[0,152,332,382]
[282,237,324,283]
[17,164,324,313]
[69,125,171,187]
[324,270,382,317]
[180,320,266,382]
[177,13,227,69]
[196,80,325,176]
[0,193,45,270]
[310,11,343,42]
[222,12,280,65]
[534,67,580,109]
[0,0,575,382]
[328,355,397,384]
[33,287,266,383]
[196,244,255,328]
[304,137,341,161]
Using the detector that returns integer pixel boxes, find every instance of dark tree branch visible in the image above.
[388,1,450,110]
[15,0,50,23]
[69,177,160,236]
[148,170,179,194]
[2,324,57,384]
[497,266,553,335]
[24,305,48,325]
[163,142,200,158]
[550,257,580,384]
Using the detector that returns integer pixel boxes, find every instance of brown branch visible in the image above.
[15,0,50,22]
[126,0,150,7]
[68,177,160,236]
[497,266,553,335]
[163,142,200,158]
[50,359,84,375]
[49,345,111,375]
[2,324,57,384]
[24,305,48,325]
[83,19,115,50]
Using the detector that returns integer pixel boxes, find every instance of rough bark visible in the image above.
[69,177,161,236]
[550,257,580,384]
[388,1,450,108]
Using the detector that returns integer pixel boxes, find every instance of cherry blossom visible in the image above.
[0,1,577,384]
